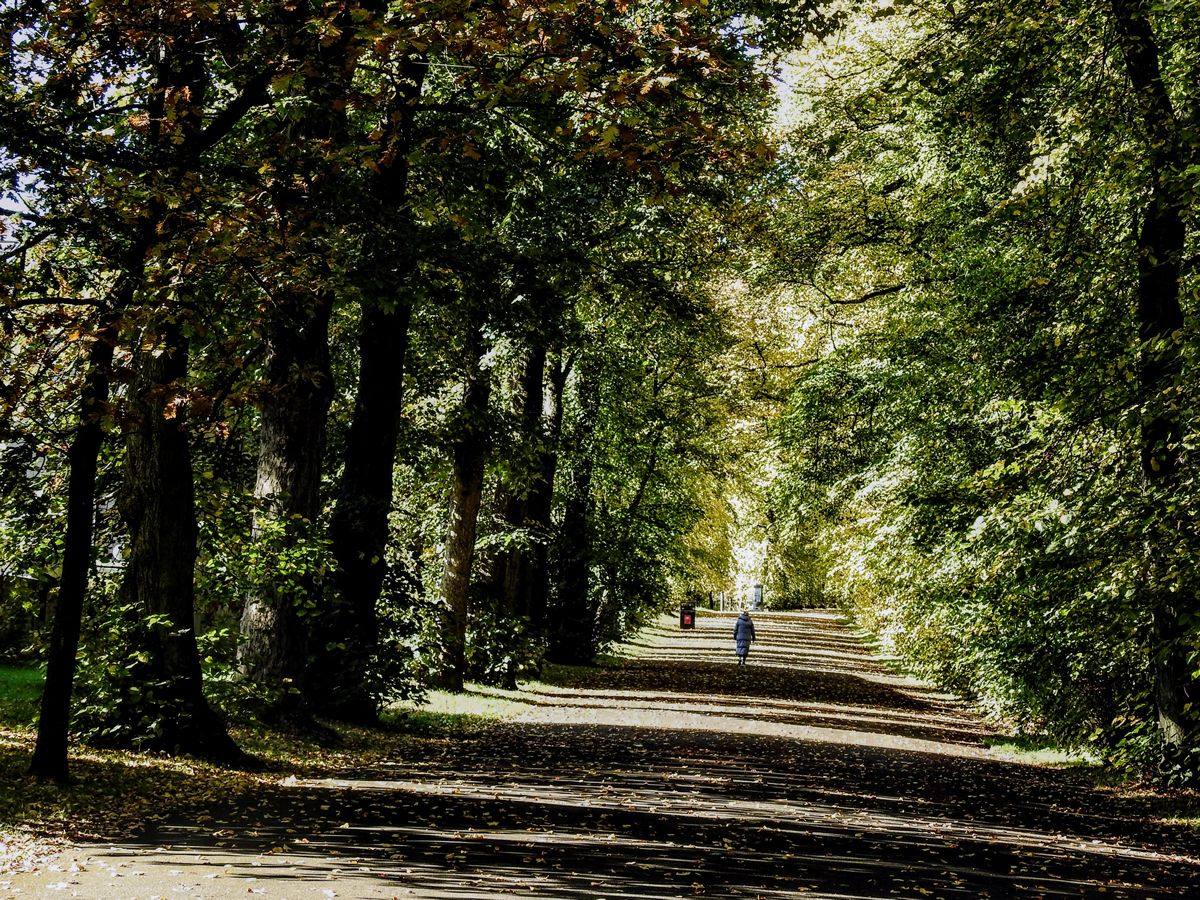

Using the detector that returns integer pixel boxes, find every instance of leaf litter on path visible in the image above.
[6,609,1200,897]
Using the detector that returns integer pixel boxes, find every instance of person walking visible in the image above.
[733,610,755,666]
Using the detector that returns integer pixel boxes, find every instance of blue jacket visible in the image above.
[733,613,755,643]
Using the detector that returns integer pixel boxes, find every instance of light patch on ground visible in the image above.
[403,689,535,721]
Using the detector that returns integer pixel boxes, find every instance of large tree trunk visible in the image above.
[314,56,427,722]
[438,330,492,692]
[315,298,411,720]
[1137,192,1191,753]
[119,327,247,763]
[27,322,117,784]
[238,8,359,725]
[547,359,601,665]
[1110,0,1196,756]
[238,293,334,723]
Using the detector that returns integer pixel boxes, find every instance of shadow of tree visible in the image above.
[23,609,1199,898]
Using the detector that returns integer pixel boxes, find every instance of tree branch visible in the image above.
[830,283,906,305]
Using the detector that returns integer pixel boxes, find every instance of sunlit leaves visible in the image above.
[760,0,1200,770]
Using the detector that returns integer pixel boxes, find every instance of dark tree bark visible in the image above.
[523,351,569,634]
[119,327,247,763]
[313,56,427,722]
[1110,0,1196,754]
[619,424,665,545]
[488,345,547,607]
[238,7,361,724]
[27,0,211,782]
[27,319,117,783]
[238,292,334,723]
[26,2,292,781]
[438,328,492,692]
[547,358,601,664]
[314,298,411,719]
[481,343,546,689]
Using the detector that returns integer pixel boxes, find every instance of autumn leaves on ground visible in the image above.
[3,610,1199,898]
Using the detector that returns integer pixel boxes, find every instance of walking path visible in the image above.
[7,609,1199,898]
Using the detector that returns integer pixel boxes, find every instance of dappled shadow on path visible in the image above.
[21,610,1200,898]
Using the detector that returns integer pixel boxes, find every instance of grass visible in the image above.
[1157,805,1200,829]
[0,664,43,727]
[388,686,534,726]
[982,733,1100,768]
[385,659,607,725]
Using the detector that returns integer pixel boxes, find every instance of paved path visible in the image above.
[7,609,1199,898]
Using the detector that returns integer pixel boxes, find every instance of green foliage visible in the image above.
[71,603,184,749]
[369,565,432,708]
[242,513,335,623]
[760,0,1200,778]
[464,609,543,686]
[0,578,48,663]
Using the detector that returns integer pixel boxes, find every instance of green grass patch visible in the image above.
[383,708,495,737]
[1158,807,1200,829]
[0,664,42,727]
[591,652,627,668]
[386,685,534,728]
[983,733,1099,767]
[1157,805,1200,831]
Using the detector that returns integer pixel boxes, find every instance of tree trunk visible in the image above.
[1137,190,1191,752]
[238,9,358,725]
[27,323,116,784]
[524,351,568,635]
[483,343,546,688]
[119,326,247,763]
[316,299,411,720]
[438,330,492,692]
[488,344,547,609]
[27,6,272,779]
[620,424,664,545]
[238,293,334,723]
[30,170,170,782]
[547,359,601,664]
[314,56,427,722]
[1110,0,1196,755]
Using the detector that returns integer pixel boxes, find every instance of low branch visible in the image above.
[0,207,43,222]
[828,283,907,305]
[3,296,100,310]
[771,358,821,369]
[190,68,275,158]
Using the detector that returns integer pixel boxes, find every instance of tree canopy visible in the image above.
[3,0,1199,785]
